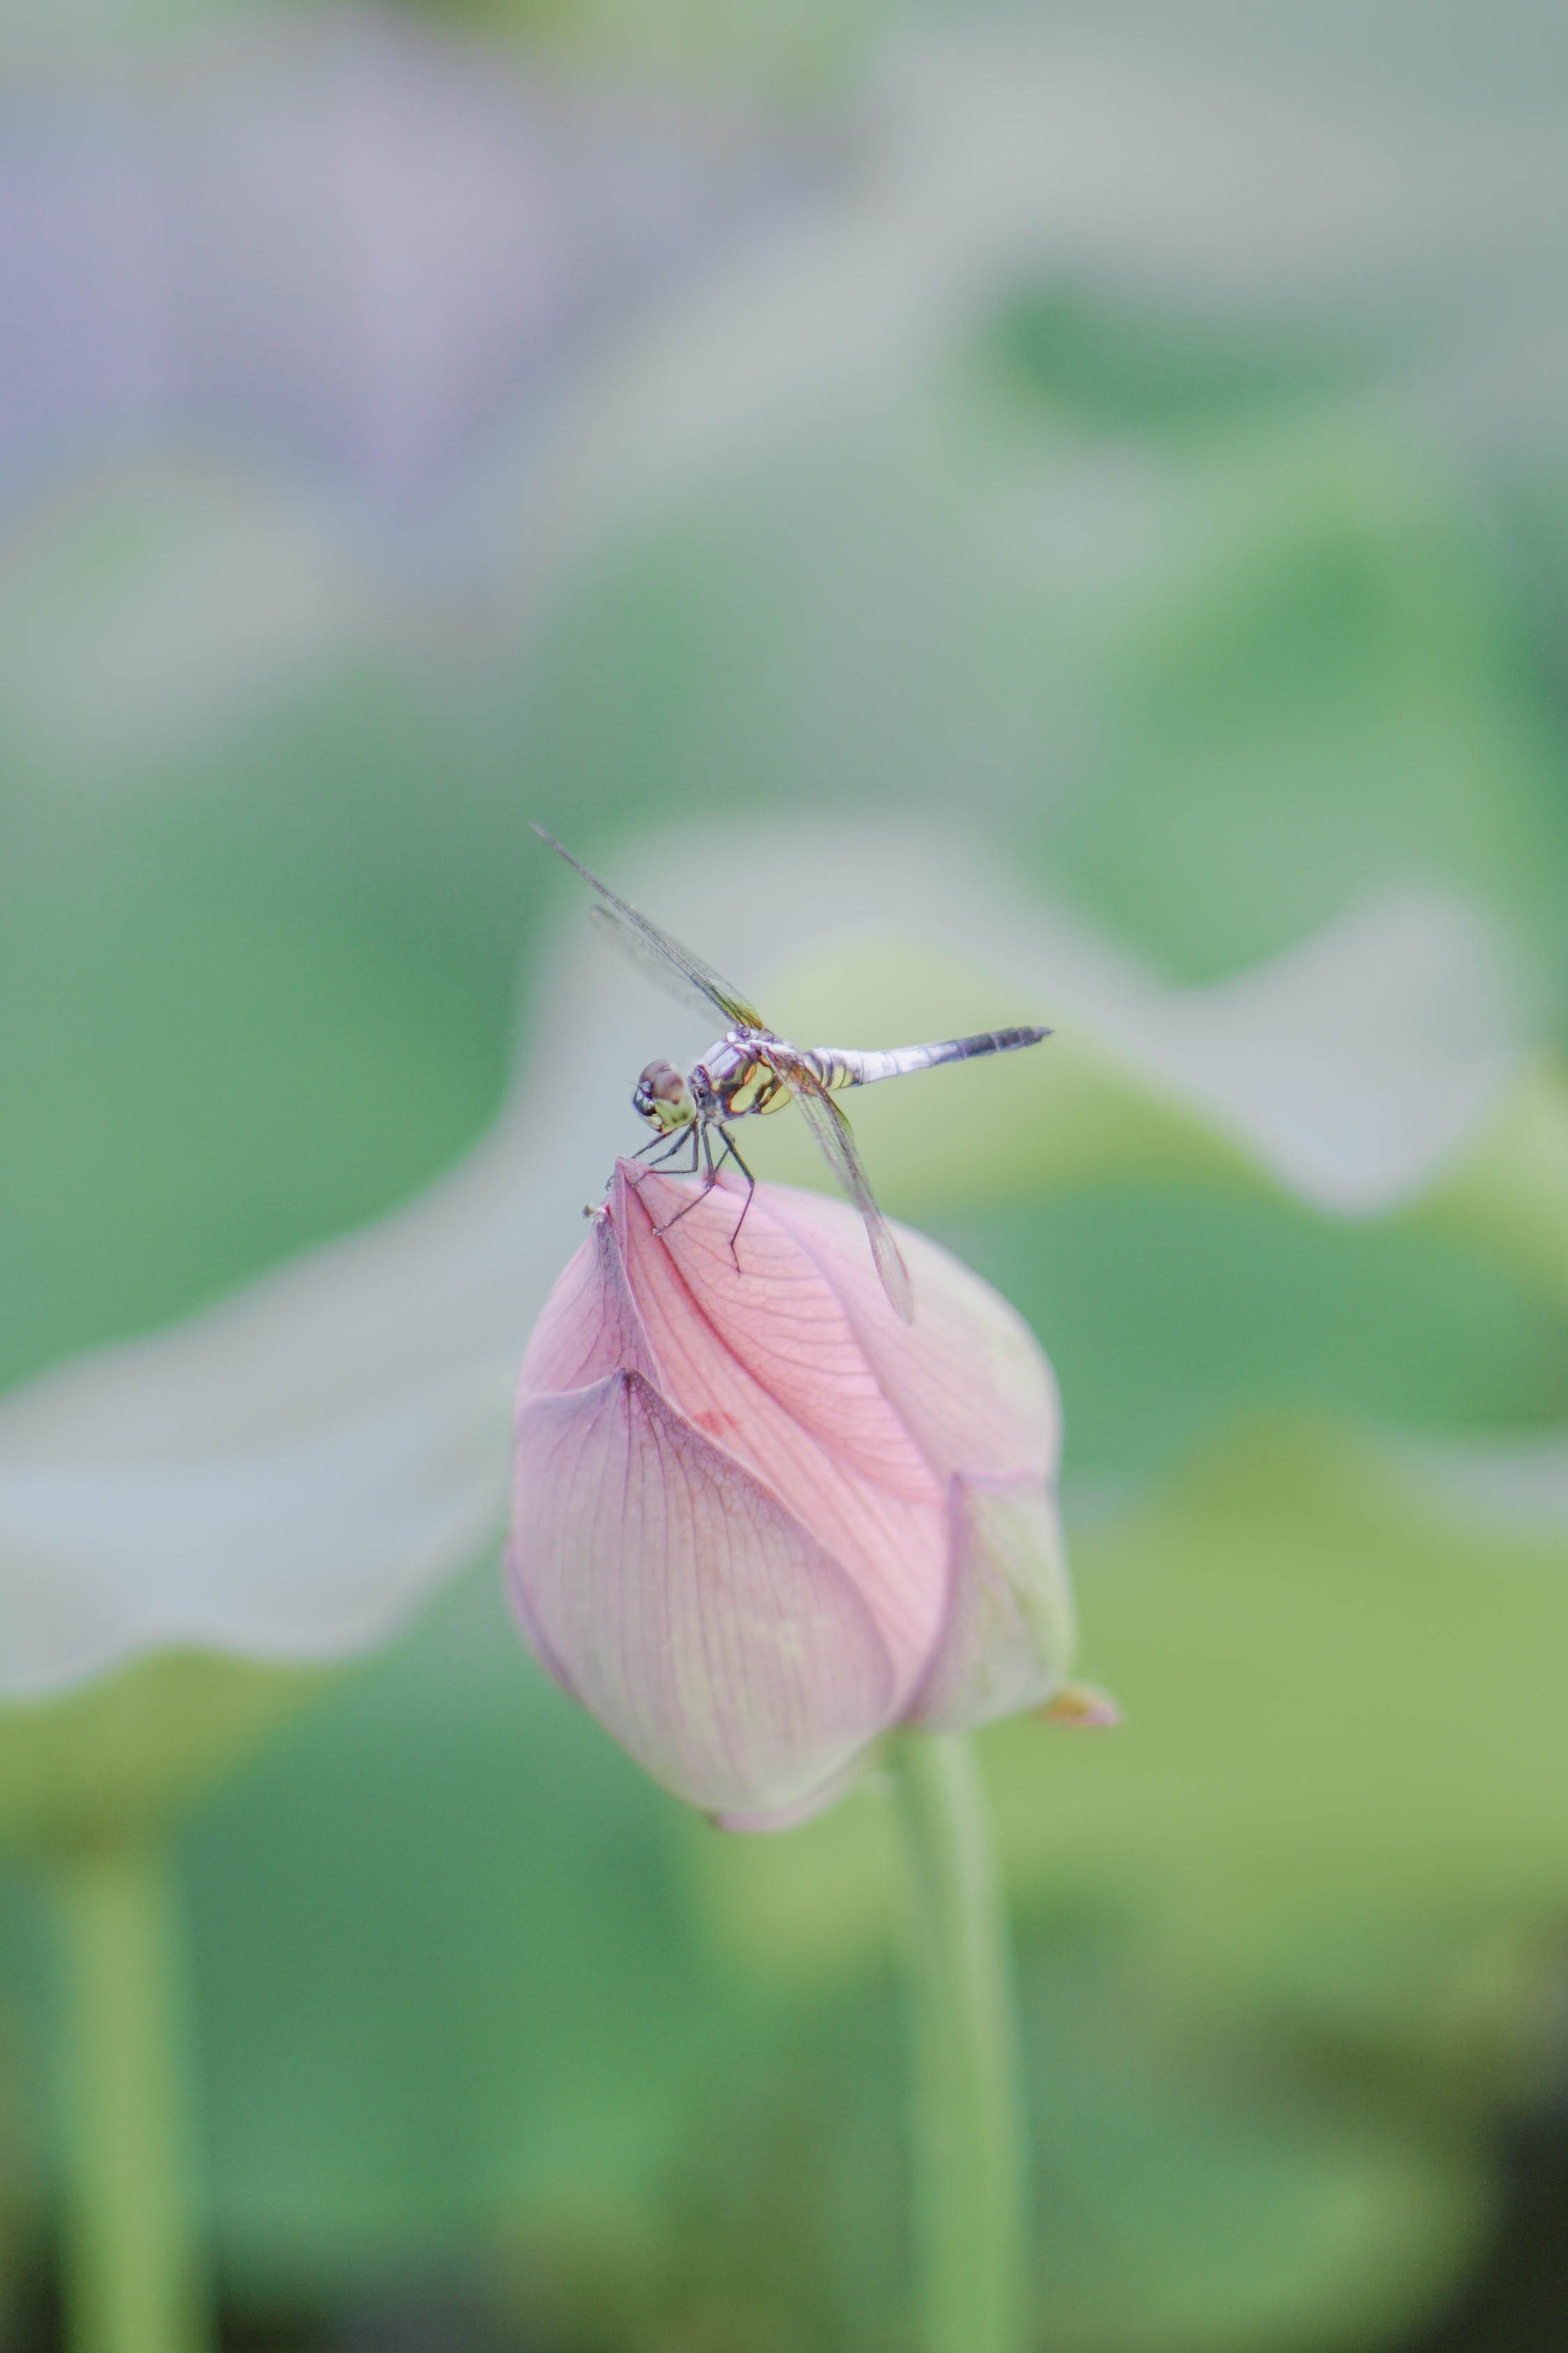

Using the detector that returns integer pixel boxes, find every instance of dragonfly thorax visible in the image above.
[633,1059,696,1134]
[690,1031,787,1121]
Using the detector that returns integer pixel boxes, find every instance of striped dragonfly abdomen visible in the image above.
[804,1026,1051,1091]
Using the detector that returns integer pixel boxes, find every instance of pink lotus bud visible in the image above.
[508,1163,1074,1829]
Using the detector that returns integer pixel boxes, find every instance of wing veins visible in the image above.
[533,825,762,1028]
[764,1050,914,1322]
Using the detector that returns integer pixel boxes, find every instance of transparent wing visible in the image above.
[533,825,763,1030]
[586,906,732,1023]
[766,1052,914,1322]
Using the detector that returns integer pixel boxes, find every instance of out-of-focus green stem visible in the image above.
[53,1836,213,2353]
[889,1731,1027,2353]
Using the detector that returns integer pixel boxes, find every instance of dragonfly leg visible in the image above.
[714,1127,757,1270]
[633,1123,700,1175]
[651,1121,723,1238]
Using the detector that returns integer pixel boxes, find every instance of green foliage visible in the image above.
[1408,1053,1568,1302]
[949,1190,1567,1478]
[1044,418,1568,993]
[0,1657,327,1857]
[988,283,1389,436]
[175,1570,720,2283]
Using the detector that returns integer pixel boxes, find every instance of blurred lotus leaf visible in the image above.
[747,879,1518,1223]
[494,1928,1493,2353]
[1040,411,1568,996]
[0,1654,326,1856]
[988,280,1391,436]
[0,1170,526,1705]
[1407,1051,1568,1305]
[176,1568,717,2281]
[1008,1938,1489,2353]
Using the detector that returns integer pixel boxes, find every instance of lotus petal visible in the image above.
[510,1370,897,1818]
[909,1474,1074,1732]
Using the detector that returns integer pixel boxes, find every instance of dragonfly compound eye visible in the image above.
[633,1060,695,1133]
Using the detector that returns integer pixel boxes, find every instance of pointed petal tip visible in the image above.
[1037,1680,1121,1729]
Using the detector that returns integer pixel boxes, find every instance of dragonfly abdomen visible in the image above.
[804,1026,1051,1091]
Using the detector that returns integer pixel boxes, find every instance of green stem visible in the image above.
[52,1836,213,2353]
[889,1731,1027,2353]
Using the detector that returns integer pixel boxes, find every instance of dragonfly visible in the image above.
[535,826,1051,1321]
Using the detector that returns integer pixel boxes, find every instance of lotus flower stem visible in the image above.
[53,1834,212,2353]
[890,1730,1026,2353]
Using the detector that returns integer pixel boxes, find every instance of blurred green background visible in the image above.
[4,0,1568,2346]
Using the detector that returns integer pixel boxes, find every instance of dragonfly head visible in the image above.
[633,1060,696,1135]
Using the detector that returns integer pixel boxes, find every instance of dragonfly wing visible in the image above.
[770,1054,914,1322]
[587,904,729,1021]
[533,825,763,1029]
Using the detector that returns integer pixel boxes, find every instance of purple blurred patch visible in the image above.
[0,7,804,522]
